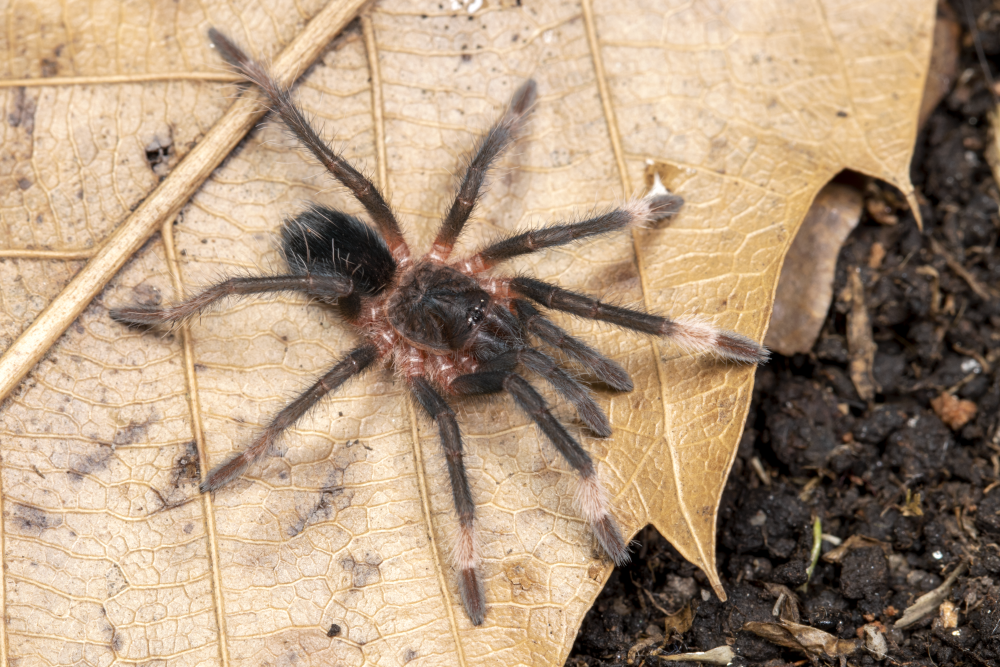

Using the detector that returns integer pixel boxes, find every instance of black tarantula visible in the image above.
[111,29,769,626]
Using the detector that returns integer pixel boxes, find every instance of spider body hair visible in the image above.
[280,205,397,298]
[109,28,768,627]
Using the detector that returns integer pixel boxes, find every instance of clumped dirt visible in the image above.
[570,8,1000,667]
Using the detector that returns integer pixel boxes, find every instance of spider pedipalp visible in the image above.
[110,28,768,627]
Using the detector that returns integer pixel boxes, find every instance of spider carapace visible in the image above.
[111,28,769,626]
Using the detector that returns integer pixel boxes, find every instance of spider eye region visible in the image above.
[388,263,496,353]
[467,300,487,326]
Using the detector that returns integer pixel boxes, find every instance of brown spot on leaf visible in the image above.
[341,552,382,587]
[70,443,115,478]
[105,564,129,597]
[8,87,36,134]
[114,419,152,447]
[172,441,200,486]
[11,504,60,535]
[287,484,350,537]
[40,58,57,77]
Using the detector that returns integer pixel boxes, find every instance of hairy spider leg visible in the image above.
[208,29,410,263]
[451,370,628,565]
[477,347,611,437]
[200,343,379,493]
[428,80,538,262]
[409,377,485,625]
[109,274,354,328]
[513,299,634,391]
[508,277,770,364]
[457,193,683,274]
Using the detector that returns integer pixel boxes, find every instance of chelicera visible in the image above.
[110,29,768,626]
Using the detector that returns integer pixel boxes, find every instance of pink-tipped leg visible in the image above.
[715,329,771,364]
[592,514,629,566]
[576,472,630,565]
[668,317,770,365]
[452,520,485,625]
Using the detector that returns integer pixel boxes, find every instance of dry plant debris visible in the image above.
[743,619,859,659]
[846,269,881,402]
[657,645,735,664]
[765,183,864,356]
[940,599,960,628]
[919,1,962,129]
[862,622,889,660]
[0,0,936,665]
[822,534,892,564]
[931,390,979,429]
[894,562,969,630]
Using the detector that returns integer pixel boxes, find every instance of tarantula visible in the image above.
[110,29,768,626]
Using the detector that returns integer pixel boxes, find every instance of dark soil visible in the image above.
[569,7,1000,667]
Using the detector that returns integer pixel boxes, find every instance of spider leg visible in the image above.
[409,377,484,626]
[451,370,628,565]
[428,80,537,262]
[513,299,633,391]
[109,274,353,328]
[477,348,610,437]
[509,277,770,364]
[208,29,409,260]
[200,343,378,493]
[458,194,682,273]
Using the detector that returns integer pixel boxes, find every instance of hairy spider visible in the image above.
[110,28,768,626]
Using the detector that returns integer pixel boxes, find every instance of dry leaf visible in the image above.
[918,0,961,130]
[861,623,889,660]
[761,582,801,623]
[0,0,936,665]
[627,624,665,663]
[744,620,859,658]
[765,182,863,355]
[664,603,696,636]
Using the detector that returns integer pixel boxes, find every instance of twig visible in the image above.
[929,238,997,301]
[894,561,968,629]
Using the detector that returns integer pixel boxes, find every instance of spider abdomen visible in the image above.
[281,205,397,296]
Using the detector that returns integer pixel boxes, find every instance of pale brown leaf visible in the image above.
[765,182,864,355]
[0,1,936,665]
[744,620,859,658]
